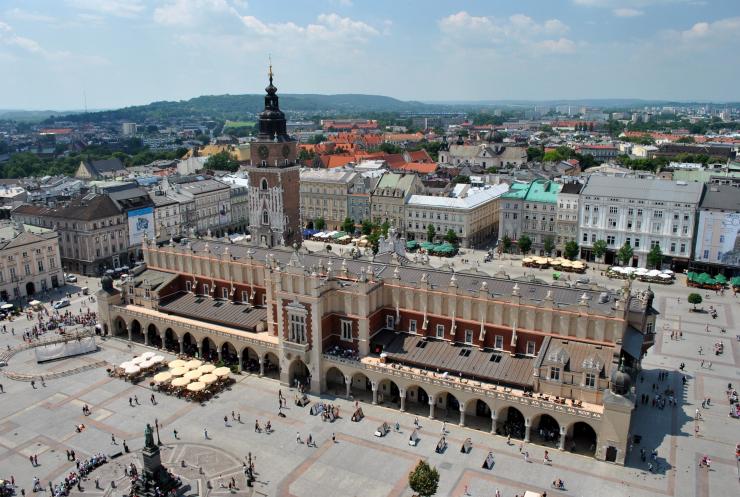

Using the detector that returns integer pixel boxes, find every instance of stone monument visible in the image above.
[131,424,182,497]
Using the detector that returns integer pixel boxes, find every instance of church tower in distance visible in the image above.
[246,63,301,248]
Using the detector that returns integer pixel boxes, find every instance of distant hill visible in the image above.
[45,94,442,124]
[0,109,88,122]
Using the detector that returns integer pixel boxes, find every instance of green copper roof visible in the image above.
[501,180,561,203]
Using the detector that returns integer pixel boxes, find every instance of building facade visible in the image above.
[555,182,583,257]
[405,183,509,248]
[693,185,740,270]
[370,173,422,233]
[439,144,527,169]
[98,239,655,466]
[0,222,63,301]
[499,180,562,254]
[12,194,129,275]
[579,176,703,269]
[300,169,357,230]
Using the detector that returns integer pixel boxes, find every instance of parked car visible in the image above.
[65,274,77,283]
[53,298,71,309]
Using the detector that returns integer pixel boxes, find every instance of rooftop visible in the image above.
[582,175,704,203]
[407,183,509,210]
[699,184,740,211]
[158,291,268,333]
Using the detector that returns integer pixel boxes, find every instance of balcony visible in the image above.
[283,340,310,355]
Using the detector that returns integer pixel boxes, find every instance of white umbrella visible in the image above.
[131,356,146,365]
[658,273,671,279]
[171,377,189,387]
[124,365,141,375]
[187,382,205,392]
[168,359,187,369]
[119,361,135,369]
[647,270,661,277]
[153,372,172,383]
[661,269,674,274]
[184,370,202,381]
[186,359,203,369]
[200,373,218,385]
[170,367,188,377]
[140,359,157,369]
[213,367,231,378]
[151,355,165,364]
[141,352,156,359]
[198,364,216,374]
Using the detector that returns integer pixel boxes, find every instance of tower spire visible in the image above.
[268,54,273,85]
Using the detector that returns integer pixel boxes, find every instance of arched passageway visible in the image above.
[496,406,525,439]
[531,414,561,447]
[130,320,144,343]
[404,385,430,416]
[377,378,400,407]
[349,372,372,402]
[147,324,162,348]
[325,367,346,396]
[263,352,280,379]
[164,328,178,352]
[113,317,127,337]
[220,342,238,366]
[182,333,197,356]
[289,359,310,388]
[567,422,597,456]
[436,391,461,423]
[202,337,217,362]
[241,347,260,373]
[465,398,493,432]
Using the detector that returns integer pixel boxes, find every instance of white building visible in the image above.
[578,176,704,269]
[121,123,137,136]
[406,183,509,248]
[693,185,740,268]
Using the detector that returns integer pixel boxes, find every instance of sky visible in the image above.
[0,0,739,110]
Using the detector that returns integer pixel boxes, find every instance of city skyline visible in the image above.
[0,0,739,110]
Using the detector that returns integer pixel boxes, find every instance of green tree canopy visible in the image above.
[361,219,374,236]
[647,244,663,269]
[408,461,439,497]
[204,150,239,172]
[341,217,355,234]
[592,239,607,260]
[427,224,436,242]
[517,234,532,255]
[444,229,459,246]
[380,220,390,237]
[543,236,555,256]
[502,235,512,253]
[687,293,702,309]
[314,217,326,231]
[617,241,634,266]
[564,240,579,260]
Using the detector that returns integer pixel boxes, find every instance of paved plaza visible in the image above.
[0,261,738,497]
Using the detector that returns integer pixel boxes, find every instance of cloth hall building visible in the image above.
[98,235,655,466]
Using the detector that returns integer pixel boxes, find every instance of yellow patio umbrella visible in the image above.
[187,381,206,392]
[198,364,216,374]
[200,373,218,385]
[186,359,203,370]
[560,260,573,267]
[170,367,188,377]
[572,261,585,267]
[213,367,231,378]
[522,257,533,263]
[184,370,202,381]
[168,359,186,369]
[153,372,172,383]
[171,377,189,387]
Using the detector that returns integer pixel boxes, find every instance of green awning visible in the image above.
[695,273,715,285]
[731,276,740,287]
[406,240,419,250]
[420,242,435,250]
[714,274,727,284]
[686,271,697,281]
[332,231,346,239]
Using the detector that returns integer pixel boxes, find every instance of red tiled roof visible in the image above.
[391,162,438,174]
[406,149,433,163]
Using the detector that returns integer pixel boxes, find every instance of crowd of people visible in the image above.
[47,453,107,497]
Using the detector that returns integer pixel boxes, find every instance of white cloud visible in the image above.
[153,0,240,27]
[613,8,644,17]
[535,38,577,53]
[241,13,379,44]
[0,19,109,64]
[5,8,57,23]
[438,11,574,53]
[66,0,145,18]
[674,16,740,42]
